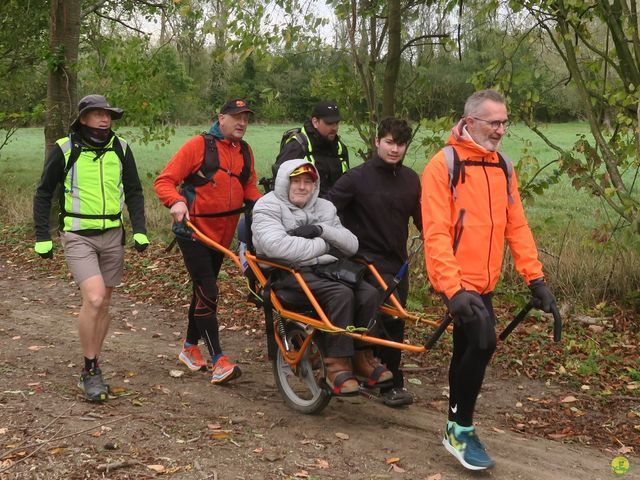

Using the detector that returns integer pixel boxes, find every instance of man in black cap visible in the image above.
[33,94,149,402]
[155,98,261,385]
[272,100,349,197]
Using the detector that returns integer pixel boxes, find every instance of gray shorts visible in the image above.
[60,228,124,287]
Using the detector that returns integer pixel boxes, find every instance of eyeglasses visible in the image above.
[470,116,510,130]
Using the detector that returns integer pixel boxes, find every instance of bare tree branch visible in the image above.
[81,0,109,18]
[93,10,147,35]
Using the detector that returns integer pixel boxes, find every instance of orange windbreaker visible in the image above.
[154,135,262,247]
[421,125,544,299]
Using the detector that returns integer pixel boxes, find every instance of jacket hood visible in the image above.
[207,121,224,139]
[274,158,320,208]
[447,119,496,158]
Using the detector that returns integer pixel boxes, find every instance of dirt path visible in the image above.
[0,259,623,479]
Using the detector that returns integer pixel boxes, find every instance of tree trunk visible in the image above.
[45,0,81,158]
[382,0,401,118]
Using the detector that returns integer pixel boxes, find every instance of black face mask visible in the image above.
[79,124,111,145]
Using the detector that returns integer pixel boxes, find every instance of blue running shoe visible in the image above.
[442,423,495,470]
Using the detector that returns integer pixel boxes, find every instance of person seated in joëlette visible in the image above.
[251,159,392,395]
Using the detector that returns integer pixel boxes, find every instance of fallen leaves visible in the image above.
[560,395,577,403]
[207,422,232,440]
[169,370,184,378]
[27,345,46,351]
[334,432,349,440]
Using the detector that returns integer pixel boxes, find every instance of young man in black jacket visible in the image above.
[273,100,349,197]
[328,117,421,407]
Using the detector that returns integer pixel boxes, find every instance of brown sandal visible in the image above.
[324,357,359,395]
[353,349,393,387]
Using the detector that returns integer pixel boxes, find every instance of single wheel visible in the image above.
[272,322,331,414]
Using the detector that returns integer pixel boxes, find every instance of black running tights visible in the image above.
[177,237,224,358]
[447,293,497,427]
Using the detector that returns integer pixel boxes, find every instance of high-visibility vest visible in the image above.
[56,134,127,232]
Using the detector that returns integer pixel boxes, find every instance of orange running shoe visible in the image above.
[210,355,242,384]
[178,345,208,371]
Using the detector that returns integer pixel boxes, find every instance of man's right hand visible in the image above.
[290,224,323,239]
[448,289,488,322]
[170,201,189,223]
[34,240,53,259]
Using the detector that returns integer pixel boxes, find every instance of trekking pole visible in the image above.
[366,236,423,332]
[499,301,562,342]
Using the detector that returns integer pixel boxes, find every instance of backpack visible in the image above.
[181,133,253,218]
[442,145,514,204]
[280,127,308,153]
[184,133,252,187]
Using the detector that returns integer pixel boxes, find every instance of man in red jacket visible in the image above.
[155,99,261,384]
[422,90,556,470]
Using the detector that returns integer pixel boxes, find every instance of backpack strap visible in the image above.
[442,146,460,200]
[62,133,127,178]
[497,152,514,204]
[442,145,513,203]
[238,140,252,185]
[185,133,252,187]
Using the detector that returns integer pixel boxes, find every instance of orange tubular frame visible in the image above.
[186,221,450,366]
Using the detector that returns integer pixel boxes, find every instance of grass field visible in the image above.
[1,122,637,308]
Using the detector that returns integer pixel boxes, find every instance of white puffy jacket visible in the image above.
[252,158,358,266]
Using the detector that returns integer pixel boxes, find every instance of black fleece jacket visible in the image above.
[328,154,422,275]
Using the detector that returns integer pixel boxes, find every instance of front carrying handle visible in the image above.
[499,300,562,343]
[424,313,453,349]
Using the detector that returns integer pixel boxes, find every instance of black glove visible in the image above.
[290,224,323,239]
[529,278,556,313]
[172,222,194,241]
[448,289,489,324]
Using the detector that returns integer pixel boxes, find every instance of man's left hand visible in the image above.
[529,278,556,313]
[133,233,150,252]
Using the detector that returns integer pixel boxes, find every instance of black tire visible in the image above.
[272,323,331,414]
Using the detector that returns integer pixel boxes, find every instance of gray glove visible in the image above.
[529,278,556,313]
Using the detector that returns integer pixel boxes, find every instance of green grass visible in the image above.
[0,121,600,234]
[1,121,638,308]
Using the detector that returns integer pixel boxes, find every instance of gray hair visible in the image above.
[464,89,506,116]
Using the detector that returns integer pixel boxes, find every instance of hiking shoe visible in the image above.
[443,424,495,470]
[179,345,208,371]
[382,387,414,407]
[210,355,242,384]
[78,368,108,402]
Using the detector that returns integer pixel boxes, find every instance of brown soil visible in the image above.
[0,257,632,480]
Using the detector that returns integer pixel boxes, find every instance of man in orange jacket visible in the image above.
[155,99,261,384]
[421,89,556,470]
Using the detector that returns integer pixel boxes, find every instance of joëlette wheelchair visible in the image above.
[185,220,447,414]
